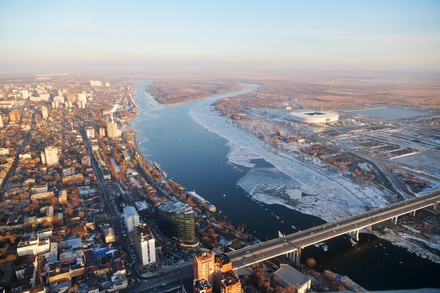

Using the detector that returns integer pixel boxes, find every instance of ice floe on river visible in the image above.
[189,84,390,222]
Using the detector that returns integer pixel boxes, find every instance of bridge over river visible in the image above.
[226,190,440,269]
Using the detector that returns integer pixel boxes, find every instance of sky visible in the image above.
[0,0,439,73]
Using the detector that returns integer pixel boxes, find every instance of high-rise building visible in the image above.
[134,224,156,266]
[0,113,3,128]
[106,121,120,138]
[53,95,65,104]
[214,254,233,290]
[41,106,48,119]
[81,156,91,167]
[220,271,242,293]
[67,92,76,102]
[77,93,87,104]
[85,127,95,138]
[123,206,139,233]
[194,252,240,293]
[21,90,29,99]
[44,146,58,166]
[155,201,195,244]
[99,127,106,137]
[9,110,20,123]
[194,279,213,293]
[193,251,215,285]
[90,80,102,87]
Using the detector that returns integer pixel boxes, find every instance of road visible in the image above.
[131,265,192,292]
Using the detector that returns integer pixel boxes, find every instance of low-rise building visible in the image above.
[274,264,311,293]
[17,235,50,257]
[103,227,116,244]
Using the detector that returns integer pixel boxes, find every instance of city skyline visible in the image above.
[0,0,439,73]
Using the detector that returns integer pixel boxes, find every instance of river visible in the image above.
[130,80,440,291]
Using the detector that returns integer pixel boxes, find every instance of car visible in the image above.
[246,251,249,254]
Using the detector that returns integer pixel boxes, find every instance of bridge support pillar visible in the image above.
[294,248,302,266]
[433,202,438,211]
[287,251,294,262]
[392,216,398,224]
[410,210,416,217]
[348,230,359,241]
[287,249,302,266]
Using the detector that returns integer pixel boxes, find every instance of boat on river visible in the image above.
[187,191,216,213]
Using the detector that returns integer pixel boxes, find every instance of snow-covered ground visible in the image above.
[188,83,440,263]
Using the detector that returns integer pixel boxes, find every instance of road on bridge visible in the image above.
[227,190,440,269]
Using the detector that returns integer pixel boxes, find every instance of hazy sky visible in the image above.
[1,0,439,73]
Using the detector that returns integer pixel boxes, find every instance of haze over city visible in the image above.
[1,0,440,73]
[1,1,440,293]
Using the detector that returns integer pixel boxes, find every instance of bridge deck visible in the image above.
[227,191,440,269]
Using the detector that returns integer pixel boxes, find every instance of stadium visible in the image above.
[289,110,339,124]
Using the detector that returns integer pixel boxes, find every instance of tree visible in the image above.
[26,202,39,213]
[65,206,74,215]
[306,257,317,268]
[5,254,17,262]
[70,284,78,293]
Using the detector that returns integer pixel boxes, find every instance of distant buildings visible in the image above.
[42,146,59,166]
[85,127,95,138]
[106,121,120,138]
[289,110,339,124]
[134,224,156,266]
[9,110,20,123]
[77,93,87,109]
[123,206,139,233]
[0,113,3,128]
[99,127,106,137]
[81,155,91,167]
[90,80,103,87]
[41,106,48,119]
[21,89,29,99]
[155,201,195,244]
